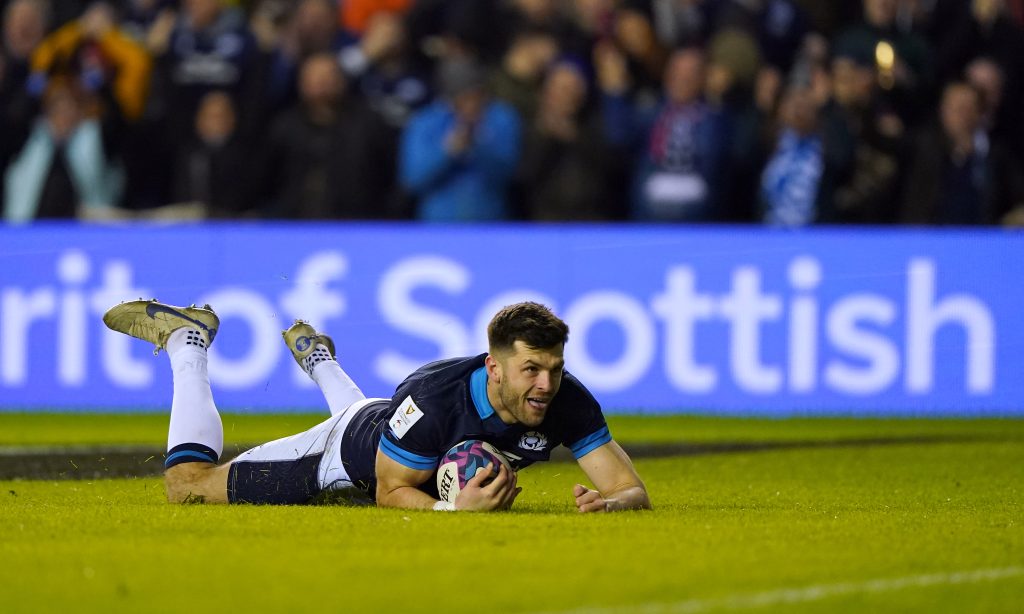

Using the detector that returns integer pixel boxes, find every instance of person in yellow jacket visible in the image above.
[28,2,152,122]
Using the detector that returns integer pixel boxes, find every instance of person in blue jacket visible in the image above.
[399,56,521,221]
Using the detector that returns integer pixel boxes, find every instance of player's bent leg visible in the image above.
[165,462,231,504]
[224,398,383,504]
[103,300,230,504]
[282,320,365,416]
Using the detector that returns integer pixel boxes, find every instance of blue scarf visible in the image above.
[760,129,823,227]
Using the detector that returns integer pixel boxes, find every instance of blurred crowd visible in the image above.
[2,0,1024,225]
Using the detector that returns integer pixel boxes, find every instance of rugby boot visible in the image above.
[282,320,336,377]
[103,299,219,355]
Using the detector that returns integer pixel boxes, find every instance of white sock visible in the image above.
[311,350,366,416]
[165,328,223,465]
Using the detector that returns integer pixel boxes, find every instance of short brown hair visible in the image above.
[487,302,569,353]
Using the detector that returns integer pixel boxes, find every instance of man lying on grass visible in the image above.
[103,299,651,513]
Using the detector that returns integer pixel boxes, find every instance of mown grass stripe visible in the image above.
[552,566,1024,614]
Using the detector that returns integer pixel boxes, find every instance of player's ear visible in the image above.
[484,354,501,383]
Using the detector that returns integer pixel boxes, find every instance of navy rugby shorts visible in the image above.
[226,397,385,504]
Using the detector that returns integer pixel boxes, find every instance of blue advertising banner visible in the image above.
[0,223,1020,415]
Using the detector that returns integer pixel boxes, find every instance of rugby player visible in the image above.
[102,300,651,512]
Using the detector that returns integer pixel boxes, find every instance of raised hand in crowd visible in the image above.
[593,40,629,95]
[145,7,177,55]
[360,11,405,64]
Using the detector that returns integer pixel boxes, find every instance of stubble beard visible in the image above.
[499,380,545,427]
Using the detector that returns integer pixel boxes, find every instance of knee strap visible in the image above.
[165,443,219,469]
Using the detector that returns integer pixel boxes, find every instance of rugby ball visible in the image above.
[436,440,511,503]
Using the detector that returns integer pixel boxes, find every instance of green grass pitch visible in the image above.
[1,414,1022,613]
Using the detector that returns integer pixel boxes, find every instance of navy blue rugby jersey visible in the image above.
[339,353,611,499]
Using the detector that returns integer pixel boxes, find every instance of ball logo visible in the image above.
[519,431,547,451]
[296,336,311,352]
[438,466,456,501]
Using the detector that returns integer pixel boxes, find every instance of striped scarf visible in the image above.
[760,129,824,227]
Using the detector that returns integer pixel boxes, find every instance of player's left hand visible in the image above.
[573,483,608,513]
[455,463,520,512]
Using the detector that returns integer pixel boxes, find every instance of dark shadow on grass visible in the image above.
[0,433,1006,481]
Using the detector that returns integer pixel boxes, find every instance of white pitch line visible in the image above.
[548,566,1024,614]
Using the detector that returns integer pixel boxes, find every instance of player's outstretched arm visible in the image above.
[574,440,651,513]
[374,450,520,512]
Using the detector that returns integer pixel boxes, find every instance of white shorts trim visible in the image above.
[317,397,386,491]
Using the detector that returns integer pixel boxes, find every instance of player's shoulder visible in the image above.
[558,370,600,405]
[394,354,485,409]
[401,354,484,388]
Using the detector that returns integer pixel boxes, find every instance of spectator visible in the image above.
[119,0,175,46]
[705,27,767,222]
[648,0,718,48]
[169,90,252,217]
[964,55,1024,162]
[399,56,521,221]
[1,0,48,174]
[489,25,558,124]
[901,82,1024,225]
[29,2,152,122]
[247,0,292,52]
[597,44,731,221]
[650,0,810,73]
[0,0,1017,226]
[818,40,905,223]
[932,1,1024,156]
[2,0,47,93]
[517,57,624,221]
[340,11,432,129]
[706,28,763,103]
[265,0,343,114]
[4,79,123,223]
[715,0,810,73]
[612,8,668,101]
[502,0,576,43]
[759,84,824,226]
[337,0,413,37]
[147,0,261,137]
[833,0,933,127]
[558,0,619,61]
[260,53,396,219]
[126,0,260,210]
[404,0,506,63]
[936,0,1024,92]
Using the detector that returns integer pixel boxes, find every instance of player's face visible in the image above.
[489,341,565,427]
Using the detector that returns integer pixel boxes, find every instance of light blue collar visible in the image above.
[470,367,495,420]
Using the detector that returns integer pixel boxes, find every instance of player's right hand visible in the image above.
[453,463,521,511]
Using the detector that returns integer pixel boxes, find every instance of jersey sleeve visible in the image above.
[567,424,612,459]
[377,394,446,471]
[560,373,613,459]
